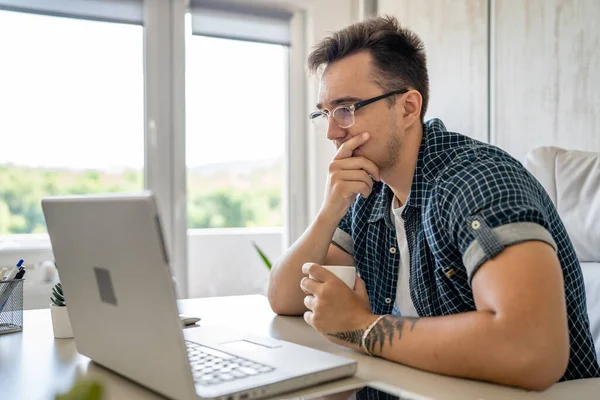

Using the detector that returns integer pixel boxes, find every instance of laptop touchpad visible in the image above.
[220,339,279,352]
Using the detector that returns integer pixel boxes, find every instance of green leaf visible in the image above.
[52,288,64,302]
[252,242,272,270]
[52,284,66,306]
[51,297,64,307]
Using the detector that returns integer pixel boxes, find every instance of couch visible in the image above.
[524,146,600,361]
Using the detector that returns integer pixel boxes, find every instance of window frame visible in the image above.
[182,0,309,295]
[144,0,188,298]
[0,0,148,270]
[0,0,312,300]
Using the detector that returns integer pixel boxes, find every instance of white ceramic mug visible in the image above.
[315,265,357,289]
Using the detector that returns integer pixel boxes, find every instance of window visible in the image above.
[0,0,323,303]
[185,36,287,229]
[185,4,291,229]
[0,10,144,235]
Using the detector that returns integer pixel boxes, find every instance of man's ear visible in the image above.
[401,90,423,128]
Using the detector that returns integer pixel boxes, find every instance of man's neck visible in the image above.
[381,123,423,207]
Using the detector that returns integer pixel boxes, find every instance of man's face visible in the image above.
[316,51,404,170]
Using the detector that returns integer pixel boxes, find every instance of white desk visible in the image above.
[0,295,598,400]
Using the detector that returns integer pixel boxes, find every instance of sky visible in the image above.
[0,10,286,170]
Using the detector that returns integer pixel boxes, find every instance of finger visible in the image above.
[303,295,316,310]
[301,283,310,295]
[300,276,321,295]
[302,262,320,275]
[333,132,370,160]
[333,156,380,181]
[347,181,372,199]
[304,311,314,326]
[302,263,336,283]
[333,170,373,193]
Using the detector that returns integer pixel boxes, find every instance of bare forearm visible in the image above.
[370,312,523,384]
[267,212,339,315]
[330,312,566,391]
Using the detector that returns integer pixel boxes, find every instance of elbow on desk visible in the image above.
[268,298,305,317]
[506,341,569,391]
[267,285,305,316]
[510,361,567,392]
[268,301,304,316]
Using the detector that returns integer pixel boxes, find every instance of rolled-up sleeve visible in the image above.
[332,207,354,255]
[437,157,558,284]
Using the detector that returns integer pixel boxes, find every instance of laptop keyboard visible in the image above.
[185,341,274,386]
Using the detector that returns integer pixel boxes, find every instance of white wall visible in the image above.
[187,229,282,298]
[378,0,489,142]
[492,0,600,162]
[380,0,600,161]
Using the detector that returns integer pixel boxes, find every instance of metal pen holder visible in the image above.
[0,279,24,335]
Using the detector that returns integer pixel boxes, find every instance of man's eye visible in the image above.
[334,107,352,118]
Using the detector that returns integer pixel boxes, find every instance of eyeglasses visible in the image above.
[309,89,408,132]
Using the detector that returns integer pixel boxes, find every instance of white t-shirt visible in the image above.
[391,196,419,317]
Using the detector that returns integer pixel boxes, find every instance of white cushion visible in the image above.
[554,150,600,262]
[526,148,600,362]
[524,146,562,205]
[525,147,600,262]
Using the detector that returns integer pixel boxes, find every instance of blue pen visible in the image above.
[0,260,25,313]
[3,259,24,281]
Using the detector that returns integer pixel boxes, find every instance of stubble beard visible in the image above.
[378,112,402,172]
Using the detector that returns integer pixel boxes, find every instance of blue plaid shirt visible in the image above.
[332,118,600,381]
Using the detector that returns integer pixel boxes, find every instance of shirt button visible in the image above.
[471,220,481,230]
[385,298,392,304]
[389,247,397,254]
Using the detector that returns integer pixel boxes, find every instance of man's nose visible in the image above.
[326,117,346,142]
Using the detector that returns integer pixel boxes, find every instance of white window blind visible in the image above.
[0,0,143,25]
[189,0,292,46]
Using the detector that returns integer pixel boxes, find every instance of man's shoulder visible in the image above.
[424,121,513,174]
[424,137,529,194]
[421,125,547,212]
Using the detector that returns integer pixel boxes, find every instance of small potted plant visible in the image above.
[50,282,73,338]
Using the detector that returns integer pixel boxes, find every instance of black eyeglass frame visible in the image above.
[308,89,408,128]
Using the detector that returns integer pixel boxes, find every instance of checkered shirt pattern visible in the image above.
[332,118,600,382]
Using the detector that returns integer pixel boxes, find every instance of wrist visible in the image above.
[315,207,343,229]
[361,314,388,356]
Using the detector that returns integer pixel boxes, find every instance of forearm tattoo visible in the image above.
[328,316,418,354]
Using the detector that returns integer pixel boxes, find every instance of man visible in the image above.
[267,15,600,391]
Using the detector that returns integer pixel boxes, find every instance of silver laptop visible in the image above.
[41,192,356,400]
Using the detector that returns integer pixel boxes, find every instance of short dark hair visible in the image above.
[307,15,429,121]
